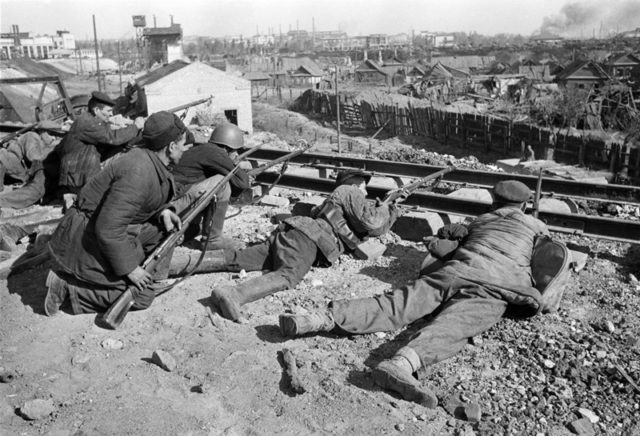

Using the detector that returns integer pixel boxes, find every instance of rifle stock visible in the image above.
[100,146,261,329]
[381,166,454,205]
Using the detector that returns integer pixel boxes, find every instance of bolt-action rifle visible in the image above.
[99,146,260,330]
[246,139,312,178]
[532,169,543,218]
[380,166,454,206]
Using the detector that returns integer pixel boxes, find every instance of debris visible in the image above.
[259,195,290,208]
[577,408,600,424]
[615,364,640,393]
[604,320,615,334]
[101,338,123,350]
[394,423,405,431]
[463,402,481,423]
[543,359,555,369]
[20,399,55,420]
[151,350,177,372]
[567,417,595,435]
[281,348,306,394]
[310,279,323,288]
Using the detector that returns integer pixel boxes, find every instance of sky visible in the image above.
[1,0,638,40]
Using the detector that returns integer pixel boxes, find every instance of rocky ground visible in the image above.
[0,189,639,435]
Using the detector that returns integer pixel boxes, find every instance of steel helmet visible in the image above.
[208,124,244,149]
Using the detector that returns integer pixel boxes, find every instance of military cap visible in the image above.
[493,180,531,204]
[335,169,372,187]
[142,111,187,151]
[90,91,115,106]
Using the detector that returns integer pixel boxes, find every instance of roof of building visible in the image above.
[428,61,470,79]
[243,71,271,81]
[554,59,611,81]
[143,24,182,37]
[607,52,640,66]
[355,59,387,75]
[135,60,190,87]
[291,64,324,77]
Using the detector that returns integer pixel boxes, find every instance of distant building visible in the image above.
[419,31,456,48]
[142,23,184,66]
[554,59,611,89]
[355,59,388,85]
[0,25,76,60]
[606,52,640,79]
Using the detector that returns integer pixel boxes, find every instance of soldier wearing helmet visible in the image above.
[170,123,250,250]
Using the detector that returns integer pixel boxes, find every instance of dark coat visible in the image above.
[171,143,250,197]
[49,148,175,289]
[57,112,140,191]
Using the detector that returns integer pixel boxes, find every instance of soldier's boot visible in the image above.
[168,249,229,277]
[372,347,437,409]
[44,270,69,316]
[210,272,289,322]
[278,311,335,337]
[202,201,244,251]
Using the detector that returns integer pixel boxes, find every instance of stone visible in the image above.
[101,338,123,350]
[604,321,615,334]
[567,417,595,435]
[151,350,177,372]
[464,403,481,423]
[395,423,405,431]
[392,210,447,241]
[543,359,555,369]
[259,195,290,208]
[568,250,589,273]
[353,239,387,261]
[577,408,600,424]
[20,398,55,420]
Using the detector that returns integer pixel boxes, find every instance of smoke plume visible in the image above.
[538,1,640,37]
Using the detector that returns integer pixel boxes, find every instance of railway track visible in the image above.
[246,149,640,243]
[247,148,640,204]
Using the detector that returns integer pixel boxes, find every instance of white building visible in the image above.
[135,60,253,133]
[0,28,76,60]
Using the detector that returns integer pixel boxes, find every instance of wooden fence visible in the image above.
[294,90,640,183]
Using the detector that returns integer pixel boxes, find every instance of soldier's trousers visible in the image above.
[329,276,508,369]
[222,226,318,288]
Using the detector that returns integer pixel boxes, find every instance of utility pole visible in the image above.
[117,40,123,94]
[92,15,102,92]
[335,65,341,153]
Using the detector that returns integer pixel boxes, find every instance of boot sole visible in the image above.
[372,363,437,408]
[44,271,66,317]
[278,315,298,336]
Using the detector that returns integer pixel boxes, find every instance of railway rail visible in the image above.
[246,148,640,204]
[246,150,640,243]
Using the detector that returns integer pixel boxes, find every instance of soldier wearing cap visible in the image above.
[278,179,551,409]
[172,168,399,322]
[55,90,145,204]
[43,111,194,316]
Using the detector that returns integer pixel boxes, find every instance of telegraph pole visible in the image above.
[92,15,102,92]
[335,65,341,153]
[117,40,123,94]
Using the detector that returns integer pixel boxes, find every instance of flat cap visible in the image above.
[90,91,115,106]
[143,111,187,151]
[493,180,531,204]
[335,169,372,187]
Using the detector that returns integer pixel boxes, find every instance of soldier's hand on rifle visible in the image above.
[394,189,410,204]
[159,209,182,232]
[134,116,145,130]
[127,266,152,291]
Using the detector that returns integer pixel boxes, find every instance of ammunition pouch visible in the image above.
[315,201,364,251]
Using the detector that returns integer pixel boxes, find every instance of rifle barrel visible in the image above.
[166,97,211,114]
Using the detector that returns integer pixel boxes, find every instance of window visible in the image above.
[224,109,238,125]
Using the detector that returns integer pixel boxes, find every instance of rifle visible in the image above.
[167,96,212,115]
[532,169,543,218]
[99,146,261,329]
[247,139,312,178]
[0,123,38,147]
[380,166,454,206]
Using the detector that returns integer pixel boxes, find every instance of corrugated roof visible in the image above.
[135,60,190,87]
[143,24,182,37]
[356,59,387,75]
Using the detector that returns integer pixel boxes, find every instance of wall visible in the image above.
[145,62,253,133]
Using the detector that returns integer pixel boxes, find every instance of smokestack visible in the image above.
[170,15,174,25]
[153,15,156,28]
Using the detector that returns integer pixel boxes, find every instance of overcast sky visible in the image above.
[1,0,636,40]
